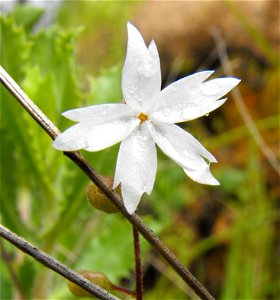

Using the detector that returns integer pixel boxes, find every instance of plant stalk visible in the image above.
[0,225,119,300]
[133,226,143,300]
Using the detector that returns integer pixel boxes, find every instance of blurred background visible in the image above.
[0,1,279,299]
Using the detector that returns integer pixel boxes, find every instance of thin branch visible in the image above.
[0,240,25,300]
[0,65,215,300]
[110,284,136,298]
[0,225,119,300]
[211,29,280,176]
[133,226,143,300]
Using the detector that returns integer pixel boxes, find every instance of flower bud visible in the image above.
[67,271,112,297]
[86,176,121,214]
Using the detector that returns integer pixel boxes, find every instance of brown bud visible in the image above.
[67,271,112,297]
[86,176,121,214]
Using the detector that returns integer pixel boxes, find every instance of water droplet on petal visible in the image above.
[102,111,106,116]
[205,113,209,116]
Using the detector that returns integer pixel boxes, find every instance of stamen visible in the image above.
[138,113,148,123]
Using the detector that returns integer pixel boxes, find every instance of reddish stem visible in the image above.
[110,284,136,297]
[133,226,143,300]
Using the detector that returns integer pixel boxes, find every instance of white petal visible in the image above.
[53,123,87,151]
[121,185,142,215]
[53,117,140,152]
[148,122,219,185]
[122,23,161,112]
[183,164,219,186]
[150,72,240,123]
[62,103,135,124]
[113,123,157,214]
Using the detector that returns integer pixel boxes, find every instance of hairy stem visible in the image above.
[0,66,215,300]
[133,226,143,300]
[0,225,119,300]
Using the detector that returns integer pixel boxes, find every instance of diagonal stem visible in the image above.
[0,65,215,300]
[0,225,119,300]
[133,226,143,300]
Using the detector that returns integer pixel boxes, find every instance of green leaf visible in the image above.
[0,263,13,300]
[18,258,36,299]
[0,126,30,236]
[0,15,31,81]
[76,215,149,282]
[7,4,44,32]
[28,27,81,122]
[86,65,122,105]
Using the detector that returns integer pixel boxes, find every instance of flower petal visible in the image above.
[62,103,136,124]
[147,122,219,185]
[183,163,219,186]
[113,123,157,214]
[122,23,161,112]
[53,117,140,152]
[150,72,240,123]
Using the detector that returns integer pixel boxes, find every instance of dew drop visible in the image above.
[102,111,107,116]
[205,113,209,117]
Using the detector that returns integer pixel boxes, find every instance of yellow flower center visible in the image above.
[138,112,148,123]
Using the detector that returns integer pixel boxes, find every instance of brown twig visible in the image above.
[0,65,215,300]
[133,226,143,300]
[0,225,119,300]
[110,284,136,298]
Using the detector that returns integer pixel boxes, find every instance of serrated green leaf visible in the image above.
[0,16,31,81]
[28,27,81,122]
[0,126,30,236]
[7,4,44,32]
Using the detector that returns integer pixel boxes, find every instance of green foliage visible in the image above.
[57,1,140,73]
[6,4,44,32]
[87,65,122,105]
[221,142,276,299]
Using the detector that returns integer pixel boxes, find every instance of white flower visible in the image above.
[53,23,240,214]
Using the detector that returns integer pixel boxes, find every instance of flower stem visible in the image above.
[133,226,143,300]
[110,284,136,298]
[0,225,118,300]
